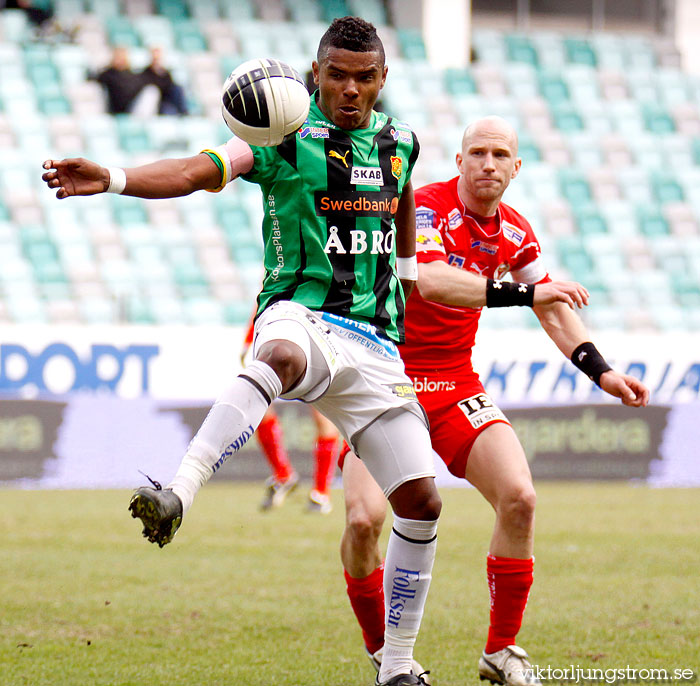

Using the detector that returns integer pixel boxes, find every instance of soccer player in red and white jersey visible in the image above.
[339,116,650,685]
[241,313,340,513]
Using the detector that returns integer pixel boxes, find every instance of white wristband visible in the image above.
[106,167,126,194]
[396,255,418,280]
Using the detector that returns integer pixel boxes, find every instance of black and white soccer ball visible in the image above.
[221,58,310,147]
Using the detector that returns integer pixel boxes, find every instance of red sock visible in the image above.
[313,435,338,494]
[344,564,385,655]
[485,554,534,654]
[256,413,293,482]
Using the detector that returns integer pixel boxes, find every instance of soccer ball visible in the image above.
[221,58,310,147]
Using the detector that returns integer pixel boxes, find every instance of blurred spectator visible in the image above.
[139,47,188,116]
[90,46,146,115]
[2,0,77,41]
[2,0,53,28]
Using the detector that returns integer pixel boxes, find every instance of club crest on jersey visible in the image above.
[390,156,402,179]
[502,221,525,246]
[471,239,498,255]
[447,208,463,229]
[390,127,413,144]
[448,254,465,268]
[457,393,506,429]
[417,228,444,252]
[299,125,329,139]
[351,166,384,186]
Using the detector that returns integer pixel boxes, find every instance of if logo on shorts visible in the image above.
[457,393,506,428]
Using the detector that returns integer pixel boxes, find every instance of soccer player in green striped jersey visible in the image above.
[42,16,439,686]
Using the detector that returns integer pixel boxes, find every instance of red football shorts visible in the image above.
[339,371,510,479]
[411,371,510,479]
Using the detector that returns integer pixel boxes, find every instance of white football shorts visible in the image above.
[251,301,435,495]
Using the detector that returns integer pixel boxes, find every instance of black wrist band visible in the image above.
[485,279,535,308]
[570,342,612,387]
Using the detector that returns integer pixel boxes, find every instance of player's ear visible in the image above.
[456,152,463,171]
[311,61,320,85]
[511,156,522,179]
[380,64,388,89]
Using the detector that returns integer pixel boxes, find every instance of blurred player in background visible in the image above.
[339,116,650,686]
[241,312,339,513]
[43,17,446,686]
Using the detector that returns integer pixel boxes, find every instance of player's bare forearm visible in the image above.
[417,260,487,307]
[535,303,650,407]
[533,301,589,357]
[42,153,221,200]
[395,181,416,258]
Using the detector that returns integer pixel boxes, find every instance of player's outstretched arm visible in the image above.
[418,261,589,310]
[42,154,222,200]
[534,302,650,407]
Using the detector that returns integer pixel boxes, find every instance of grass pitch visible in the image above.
[1,483,698,685]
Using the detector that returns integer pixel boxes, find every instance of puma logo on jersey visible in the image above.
[329,149,350,168]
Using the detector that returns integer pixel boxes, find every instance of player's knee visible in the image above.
[390,480,442,521]
[500,485,536,532]
[346,507,384,551]
[255,340,306,392]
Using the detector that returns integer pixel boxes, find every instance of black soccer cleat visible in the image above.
[375,674,431,686]
[128,485,183,548]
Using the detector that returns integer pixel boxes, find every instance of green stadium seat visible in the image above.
[156,0,190,20]
[558,169,592,206]
[174,20,208,53]
[651,172,684,204]
[564,38,597,66]
[105,17,141,47]
[505,34,539,66]
[397,29,427,61]
[574,205,608,234]
[637,205,670,236]
[642,103,676,134]
[557,237,593,281]
[551,103,584,132]
[538,72,569,105]
[115,116,150,153]
[444,68,476,96]
[319,0,349,23]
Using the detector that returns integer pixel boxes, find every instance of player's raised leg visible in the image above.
[463,423,540,686]
[129,339,306,546]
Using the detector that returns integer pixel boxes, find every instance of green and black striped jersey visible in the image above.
[241,93,420,343]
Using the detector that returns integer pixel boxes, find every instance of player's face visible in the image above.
[313,47,387,130]
[456,125,521,213]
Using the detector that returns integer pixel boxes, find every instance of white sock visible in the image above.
[379,515,438,682]
[168,360,282,513]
